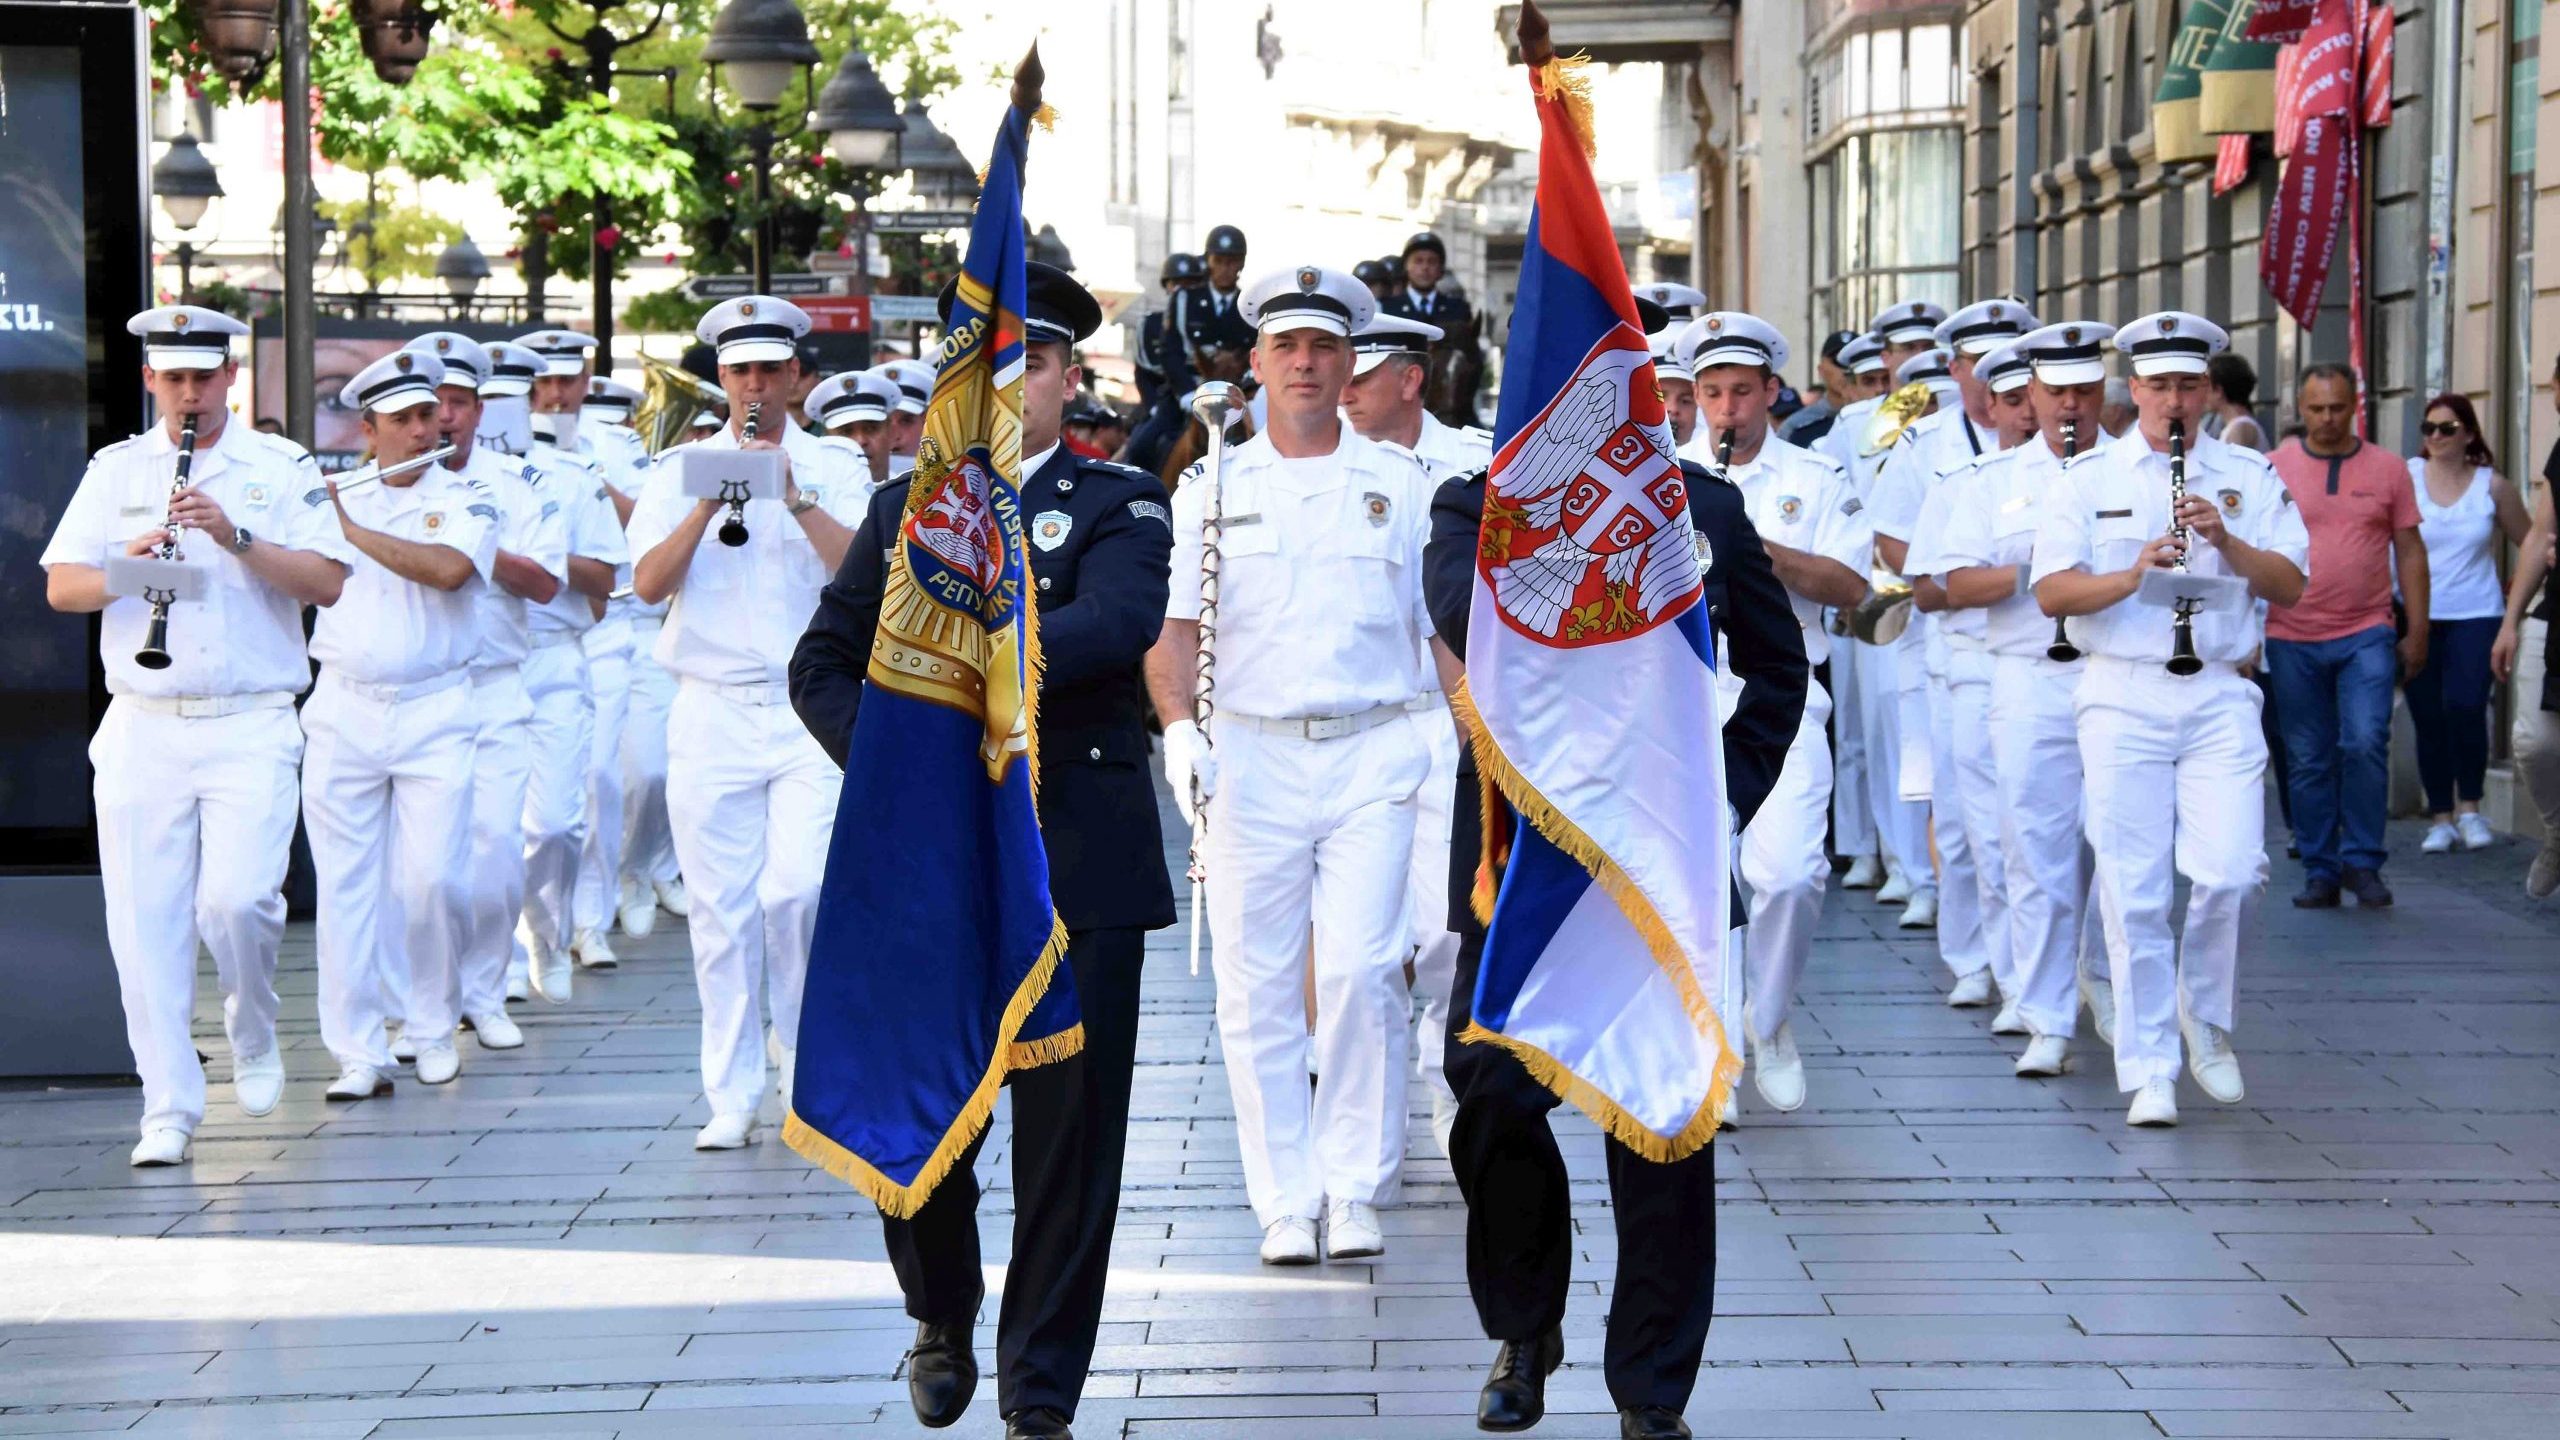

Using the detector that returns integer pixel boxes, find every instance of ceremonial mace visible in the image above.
[1185,383,1241,976]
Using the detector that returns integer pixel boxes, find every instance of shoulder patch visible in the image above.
[1086,459,1150,480]
[1841,496,1864,515]
[594,485,610,501]
[1128,498,1172,528]
[540,500,561,520]
[304,485,331,507]
[467,502,500,521]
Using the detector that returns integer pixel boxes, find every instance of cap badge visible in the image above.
[1988,304,2003,320]
[172,312,190,330]
[2159,316,2178,335]
[395,354,414,373]
[433,338,451,353]
[1297,267,1319,291]
[740,301,756,317]
[1705,316,1723,333]
[2062,325,2082,345]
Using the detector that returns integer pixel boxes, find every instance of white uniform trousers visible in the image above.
[1991,653,2109,1037]
[1927,654,2010,990]
[1734,681,1834,1045]
[2075,658,2267,1091]
[303,672,476,1071]
[1854,636,1934,885]
[456,666,534,1018]
[515,638,593,964]
[665,680,841,1118]
[1405,702,1462,1132]
[572,618,634,933]
[1826,633,1877,859]
[619,619,680,889]
[91,697,301,1136]
[1204,713,1425,1228]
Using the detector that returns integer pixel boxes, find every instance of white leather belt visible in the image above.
[118,691,296,719]
[688,677,792,706]
[1404,691,1445,714]
[325,669,468,705]
[1228,702,1410,742]
[467,662,522,685]
[527,629,582,650]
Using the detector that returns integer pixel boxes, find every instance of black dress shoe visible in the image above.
[2291,877,2340,909]
[1005,1406,1073,1439]
[1619,1405,1693,1439]
[2343,867,2393,908]
[1476,1326,1563,1432]
[904,1320,977,1428]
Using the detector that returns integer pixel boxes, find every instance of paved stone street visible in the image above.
[4,796,2558,1439]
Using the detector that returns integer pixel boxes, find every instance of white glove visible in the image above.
[1161,718,1218,826]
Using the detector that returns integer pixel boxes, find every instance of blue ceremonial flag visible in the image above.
[784,51,1080,1217]
[1457,8,1737,1162]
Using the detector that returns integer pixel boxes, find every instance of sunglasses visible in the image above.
[2420,421,2466,438]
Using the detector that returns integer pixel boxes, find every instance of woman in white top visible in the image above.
[2404,393,2532,852]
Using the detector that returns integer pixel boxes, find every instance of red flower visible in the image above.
[663,251,679,264]
[536,214,560,233]
[547,47,563,62]
[724,171,742,189]
[595,224,622,250]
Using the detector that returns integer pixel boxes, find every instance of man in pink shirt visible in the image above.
[2265,365,2430,909]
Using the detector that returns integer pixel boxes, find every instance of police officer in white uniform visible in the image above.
[2032,312,2309,1127]
[393,336,566,1065]
[1935,324,2119,1074]
[629,296,870,1150]
[1339,308,1493,1159]
[1674,313,1873,1114]
[1823,332,1891,888]
[1146,264,1449,1265]
[41,307,351,1165]
[303,352,499,1102]
[804,369,903,490]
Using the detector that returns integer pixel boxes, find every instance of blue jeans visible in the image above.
[2402,615,2499,812]
[2267,624,2398,881]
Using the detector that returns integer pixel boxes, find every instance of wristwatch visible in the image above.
[228,527,255,555]
[786,495,818,517]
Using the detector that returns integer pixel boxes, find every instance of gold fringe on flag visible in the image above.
[1533,53,1598,160]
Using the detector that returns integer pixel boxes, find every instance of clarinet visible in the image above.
[1714,426,1735,480]
[2165,417,2203,676]
[2044,419,2083,662]
[717,402,759,547]
[133,413,199,671]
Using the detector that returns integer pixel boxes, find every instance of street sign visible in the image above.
[868,295,944,324]
[799,295,872,334]
[871,210,975,234]
[682,273,850,300]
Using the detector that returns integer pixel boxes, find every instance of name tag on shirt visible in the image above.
[1223,512,1264,528]
[2096,508,2133,520]
[2000,494,2032,515]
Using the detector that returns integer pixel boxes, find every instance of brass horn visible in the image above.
[1859,379,1937,458]
[631,356,728,456]
[1846,567,1915,645]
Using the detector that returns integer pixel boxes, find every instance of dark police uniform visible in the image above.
[787,269,1175,1439]
[1168,281,1257,367]
[1423,459,1806,1433]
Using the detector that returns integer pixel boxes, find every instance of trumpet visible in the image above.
[717,402,759,547]
[133,413,199,672]
[1184,381,1242,978]
[2045,420,2083,663]
[2165,418,2203,676]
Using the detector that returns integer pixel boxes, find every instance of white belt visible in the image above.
[118,691,296,719]
[1227,702,1410,742]
[2086,652,2241,679]
[527,629,583,650]
[325,669,469,705]
[685,677,792,706]
[1404,691,1446,714]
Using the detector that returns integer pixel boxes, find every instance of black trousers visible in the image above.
[879,926,1145,1420]
[1445,929,1719,1413]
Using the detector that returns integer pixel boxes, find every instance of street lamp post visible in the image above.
[436,236,490,320]
[703,0,820,296]
[151,132,224,305]
[811,42,902,303]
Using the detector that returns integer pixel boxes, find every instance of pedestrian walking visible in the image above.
[2403,393,2533,853]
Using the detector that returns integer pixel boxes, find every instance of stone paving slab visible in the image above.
[1,798,2554,1436]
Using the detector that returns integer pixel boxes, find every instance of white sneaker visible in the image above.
[504,968,531,1003]
[414,1041,461,1086]
[617,875,658,938]
[233,1051,285,1118]
[1897,890,1938,929]
[571,927,619,970]
[1876,867,1914,905]
[1946,969,1995,1008]
[655,877,691,918]
[1428,1087,1457,1159]
[2080,971,2117,1047]
[388,1028,416,1064]
[130,1127,192,1167]
[2457,813,2496,851]
[1324,1199,1385,1260]
[1752,1021,1807,1112]
[525,928,573,1005]
[1840,854,1884,890]
[693,1113,756,1150]
[1990,998,2029,1036]
[2179,1005,2246,1103]
[325,1064,393,1101]
[2420,821,2458,854]
[1259,1215,1320,1265]
[464,1010,523,1050]
[2126,1078,2179,1127]
[2014,1035,2069,1077]
[775,1043,799,1112]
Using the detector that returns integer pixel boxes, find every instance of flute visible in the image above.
[133,413,199,672]
[323,444,462,497]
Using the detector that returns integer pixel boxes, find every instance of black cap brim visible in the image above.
[1633,296,1670,334]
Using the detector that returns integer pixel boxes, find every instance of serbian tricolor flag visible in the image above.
[784,49,1080,1217]
[1453,3,1736,1161]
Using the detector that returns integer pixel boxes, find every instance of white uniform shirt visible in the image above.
[41,420,348,698]
[524,443,631,636]
[627,421,869,686]
[1166,427,1436,720]
[1930,442,2068,658]
[1869,406,1989,546]
[1407,412,1492,481]
[1817,395,1886,496]
[1716,433,1873,666]
[580,423,665,626]
[2030,428,2310,665]
[309,462,499,686]
[459,448,568,668]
